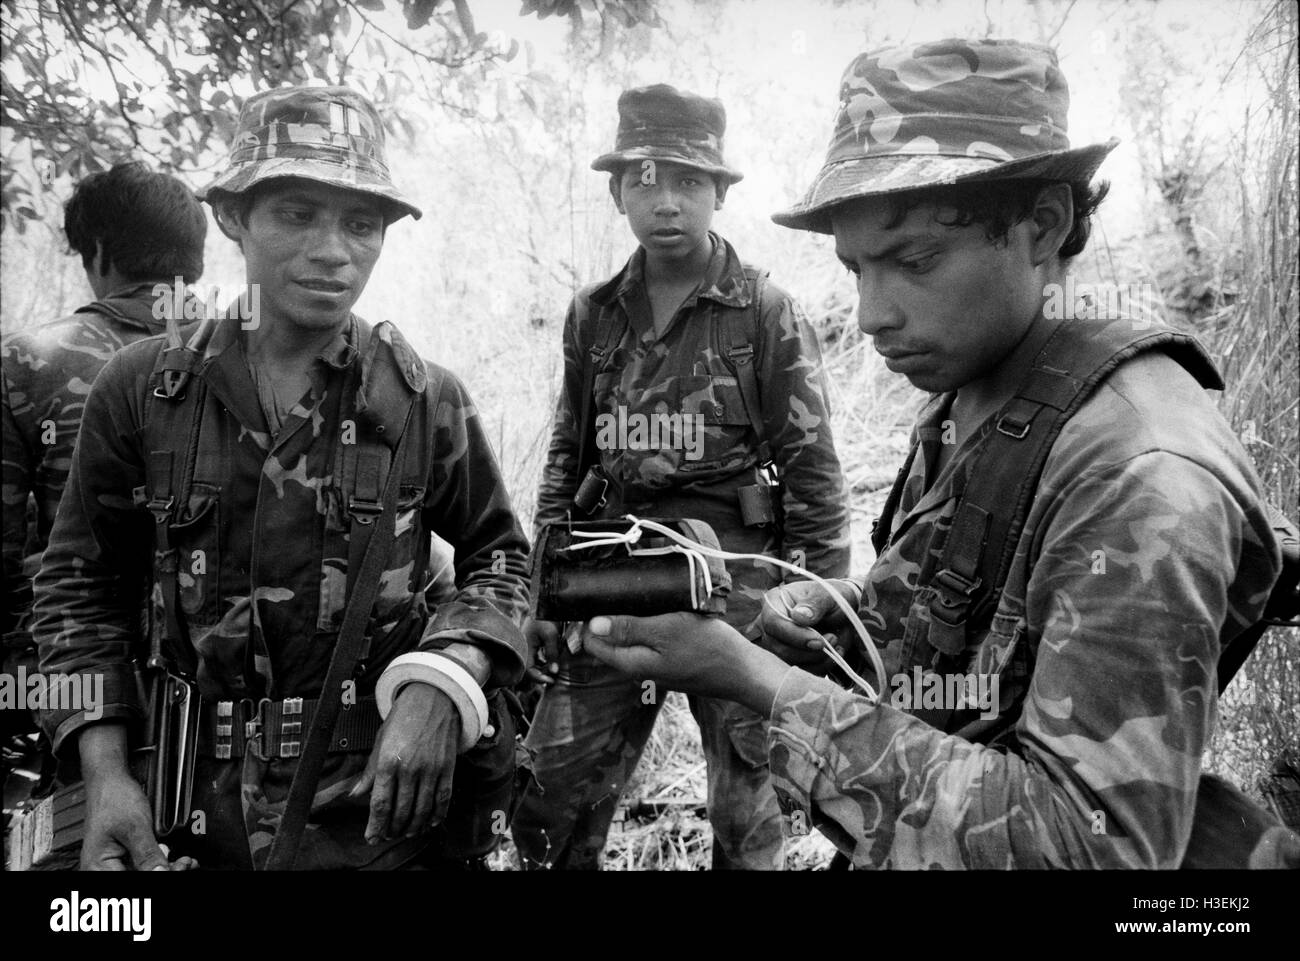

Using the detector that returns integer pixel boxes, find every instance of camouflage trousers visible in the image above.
[511,647,786,870]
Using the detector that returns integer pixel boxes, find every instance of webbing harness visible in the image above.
[871,320,1224,670]
[574,266,774,485]
[135,316,217,678]
[136,315,433,869]
[851,318,1298,872]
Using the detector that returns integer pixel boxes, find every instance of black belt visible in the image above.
[198,695,382,760]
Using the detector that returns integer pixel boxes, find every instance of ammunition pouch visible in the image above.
[573,465,611,515]
[738,475,782,529]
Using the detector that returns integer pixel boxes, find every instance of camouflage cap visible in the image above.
[197,84,421,221]
[773,39,1118,233]
[592,83,743,185]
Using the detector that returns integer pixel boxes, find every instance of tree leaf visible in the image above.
[0,0,669,223]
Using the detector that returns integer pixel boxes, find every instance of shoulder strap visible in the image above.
[575,290,624,478]
[918,321,1220,659]
[136,317,218,675]
[335,320,443,642]
[722,267,773,469]
[870,445,919,558]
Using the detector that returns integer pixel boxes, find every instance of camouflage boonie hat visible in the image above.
[774,39,1118,233]
[592,83,743,185]
[197,84,422,221]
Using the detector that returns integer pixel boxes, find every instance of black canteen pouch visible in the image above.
[530,516,732,621]
[572,466,611,516]
[737,473,783,530]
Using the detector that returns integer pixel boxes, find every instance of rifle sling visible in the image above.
[721,268,773,468]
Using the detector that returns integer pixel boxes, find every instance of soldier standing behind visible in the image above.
[3,161,206,747]
[31,86,531,870]
[511,84,851,870]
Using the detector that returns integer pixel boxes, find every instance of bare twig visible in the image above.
[1044,0,1079,45]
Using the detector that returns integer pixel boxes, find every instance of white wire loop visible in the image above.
[559,515,884,702]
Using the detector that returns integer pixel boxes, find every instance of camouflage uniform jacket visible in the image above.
[2,283,171,638]
[765,316,1285,868]
[535,232,851,605]
[33,314,530,868]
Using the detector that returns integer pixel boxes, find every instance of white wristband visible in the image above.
[376,652,489,752]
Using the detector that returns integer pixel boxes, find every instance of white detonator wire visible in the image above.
[560,516,883,702]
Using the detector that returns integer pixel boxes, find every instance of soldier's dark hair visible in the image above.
[64,161,206,283]
[880,178,1110,261]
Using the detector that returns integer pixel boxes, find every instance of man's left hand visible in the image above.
[351,684,461,843]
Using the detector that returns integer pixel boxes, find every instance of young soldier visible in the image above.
[3,161,206,745]
[32,86,531,870]
[578,40,1297,868]
[511,84,850,869]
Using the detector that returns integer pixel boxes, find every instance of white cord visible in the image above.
[563,524,718,612]
[560,516,884,702]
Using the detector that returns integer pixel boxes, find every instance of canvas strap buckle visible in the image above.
[929,568,981,625]
[927,568,981,658]
[134,485,175,525]
[726,343,755,366]
[347,496,384,525]
[147,495,175,523]
[995,414,1032,439]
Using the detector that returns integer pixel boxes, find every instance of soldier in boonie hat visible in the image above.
[591,83,744,185]
[512,79,852,872]
[773,38,1116,232]
[197,84,421,221]
[28,80,535,873]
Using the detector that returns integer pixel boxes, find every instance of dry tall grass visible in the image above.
[1200,0,1299,793]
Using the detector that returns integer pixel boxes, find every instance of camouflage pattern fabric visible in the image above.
[515,232,850,869]
[196,85,421,221]
[772,38,1117,233]
[2,283,174,674]
[32,314,530,869]
[591,83,744,185]
[511,651,782,870]
[765,312,1294,868]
